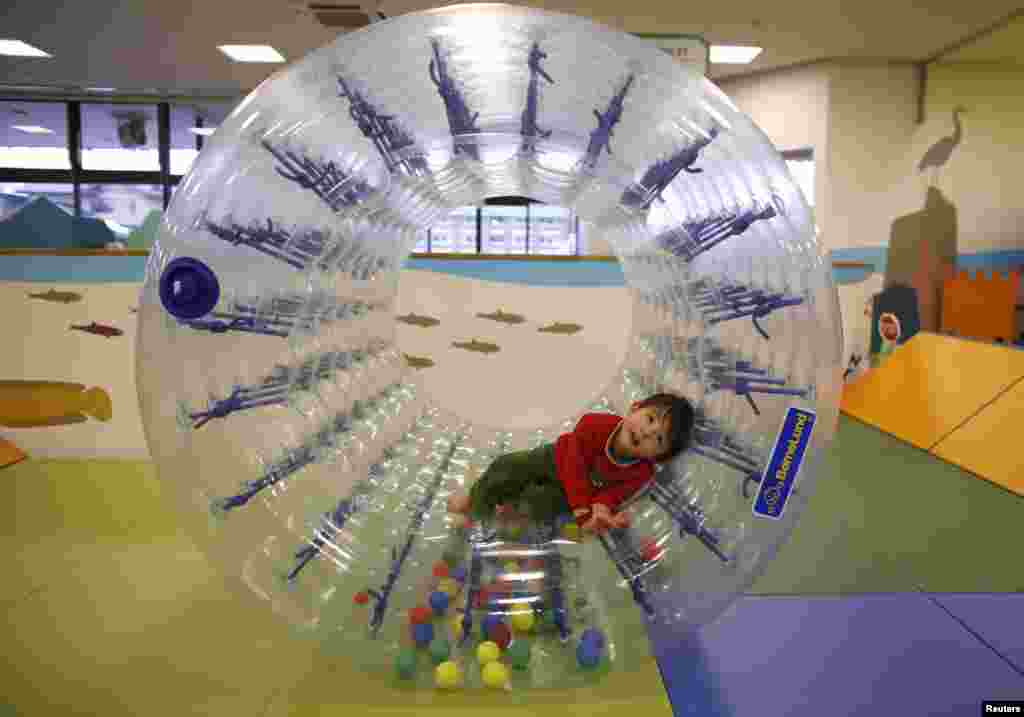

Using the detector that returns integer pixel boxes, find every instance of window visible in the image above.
[170,101,234,176]
[528,205,575,255]
[782,148,814,208]
[79,184,164,237]
[80,103,160,171]
[0,100,70,169]
[0,182,74,221]
[428,206,477,253]
[482,205,527,254]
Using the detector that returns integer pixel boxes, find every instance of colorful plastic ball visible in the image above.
[640,538,663,563]
[409,606,432,624]
[509,610,535,633]
[503,560,520,575]
[449,613,466,639]
[482,661,509,689]
[430,638,451,665]
[437,578,458,597]
[477,641,501,664]
[577,640,602,669]
[432,561,450,578]
[353,591,369,605]
[395,649,417,679]
[481,614,504,639]
[488,622,512,649]
[452,565,467,583]
[580,628,606,650]
[435,661,461,689]
[429,590,449,615]
[503,523,524,540]
[507,639,531,670]
[473,588,490,609]
[561,523,581,541]
[413,622,435,647]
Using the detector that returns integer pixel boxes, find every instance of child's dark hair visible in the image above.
[636,392,695,462]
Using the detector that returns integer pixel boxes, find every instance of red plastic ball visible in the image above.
[409,606,433,624]
[432,562,450,578]
[488,622,512,649]
[353,591,369,605]
[641,540,663,563]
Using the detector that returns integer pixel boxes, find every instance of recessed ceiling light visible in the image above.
[710,45,763,64]
[189,127,216,137]
[12,125,55,134]
[217,45,285,63]
[0,39,52,58]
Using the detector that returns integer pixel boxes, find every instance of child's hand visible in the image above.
[580,504,630,534]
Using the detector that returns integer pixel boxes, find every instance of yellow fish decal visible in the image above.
[27,289,83,304]
[476,308,526,325]
[396,313,441,328]
[538,322,583,335]
[0,381,113,428]
[402,353,435,369]
[451,339,501,354]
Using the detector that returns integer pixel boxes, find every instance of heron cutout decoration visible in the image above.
[918,106,967,185]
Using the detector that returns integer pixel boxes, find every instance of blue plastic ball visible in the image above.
[481,613,503,639]
[581,628,606,650]
[413,621,434,647]
[429,590,449,615]
[577,640,602,669]
[452,566,467,583]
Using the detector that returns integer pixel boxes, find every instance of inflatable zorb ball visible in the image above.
[136,3,842,692]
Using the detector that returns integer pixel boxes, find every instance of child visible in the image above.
[447,393,694,536]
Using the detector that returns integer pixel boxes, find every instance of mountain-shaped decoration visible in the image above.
[74,216,117,249]
[0,197,76,249]
[125,209,162,249]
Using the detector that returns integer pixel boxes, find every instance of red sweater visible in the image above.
[554,413,654,515]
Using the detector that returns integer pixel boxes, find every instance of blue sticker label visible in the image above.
[753,407,816,520]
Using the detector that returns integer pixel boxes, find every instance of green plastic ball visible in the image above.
[395,649,417,679]
[430,638,451,665]
[507,639,531,670]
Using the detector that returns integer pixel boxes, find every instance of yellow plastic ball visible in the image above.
[510,610,535,633]
[503,560,519,575]
[561,523,580,541]
[482,661,509,689]
[477,641,501,664]
[449,613,465,638]
[435,661,462,689]
[437,578,458,597]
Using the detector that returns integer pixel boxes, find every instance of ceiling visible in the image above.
[0,0,1021,98]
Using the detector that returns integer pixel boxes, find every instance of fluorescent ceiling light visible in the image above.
[0,39,52,58]
[85,87,117,93]
[710,45,763,64]
[189,127,216,137]
[217,45,285,63]
[12,125,54,134]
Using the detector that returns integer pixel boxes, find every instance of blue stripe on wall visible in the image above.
[2,250,1022,287]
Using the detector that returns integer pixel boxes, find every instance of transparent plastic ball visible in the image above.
[136,2,841,693]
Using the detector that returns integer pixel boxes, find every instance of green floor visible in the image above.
[1,415,1021,716]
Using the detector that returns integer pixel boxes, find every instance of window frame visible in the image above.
[1,94,581,256]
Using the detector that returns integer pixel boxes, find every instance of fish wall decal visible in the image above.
[451,338,500,354]
[396,313,441,328]
[402,353,436,369]
[69,322,124,338]
[0,381,113,427]
[476,308,526,325]
[538,321,583,335]
[27,289,83,304]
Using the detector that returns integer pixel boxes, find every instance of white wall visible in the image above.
[719,65,831,236]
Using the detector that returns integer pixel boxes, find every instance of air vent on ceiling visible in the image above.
[308,3,373,28]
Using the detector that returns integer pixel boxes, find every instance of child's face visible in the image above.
[615,403,671,461]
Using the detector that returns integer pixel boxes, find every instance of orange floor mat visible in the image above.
[931,377,1024,497]
[0,435,27,469]
[840,332,1024,450]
